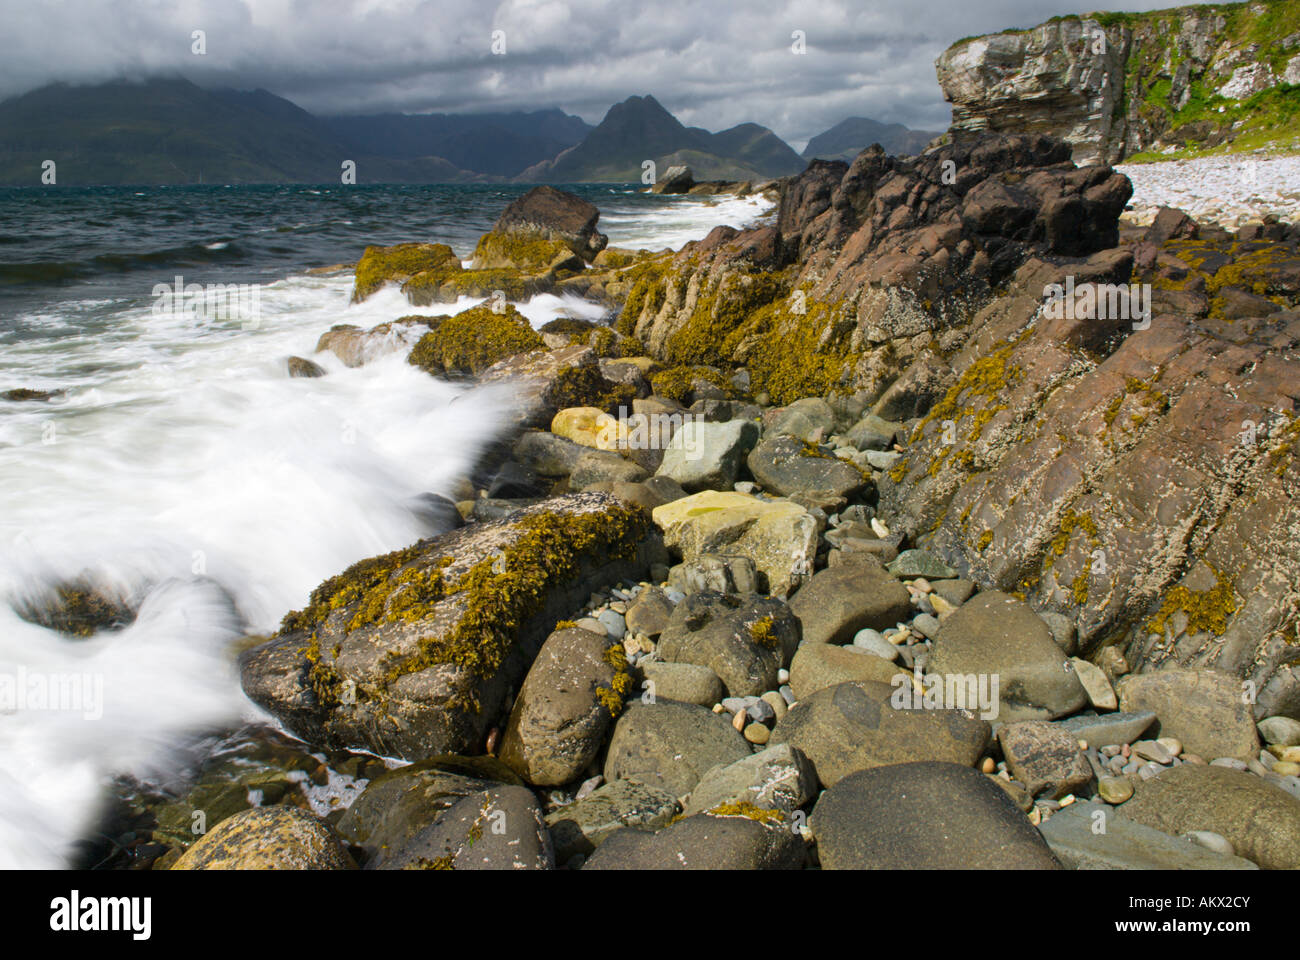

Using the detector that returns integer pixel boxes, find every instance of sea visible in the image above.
[0,182,774,868]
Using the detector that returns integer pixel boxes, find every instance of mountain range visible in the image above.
[0,77,934,186]
[801,117,941,162]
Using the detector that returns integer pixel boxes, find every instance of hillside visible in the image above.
[518,95,806,182]
[802,117,941,161]
[936,0,1300,163]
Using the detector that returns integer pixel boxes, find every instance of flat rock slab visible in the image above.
[771,680,989,788]
[1120,764,1300,870]
[604,699,753,798]
[811,762,1061,869]
[1116,668,1260,763]
[582,812,805,869]
[1058,710,1156,747]
[1039,801,1258,870]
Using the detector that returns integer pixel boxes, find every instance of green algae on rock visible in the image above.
[406,303,545,378]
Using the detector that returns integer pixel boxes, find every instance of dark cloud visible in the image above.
[0,0,1179,146]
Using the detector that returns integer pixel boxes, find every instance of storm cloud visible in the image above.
[0,0,1178,146]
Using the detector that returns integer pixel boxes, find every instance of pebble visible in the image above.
[929,594,958,619]
[778,685,795,706]
[1098,776,1134,804]
[609,600,628,614]
[597,610,626,638]
[664,588,686,604]
[980,757,995,774]
[1273,745,1300,764]
[911,578,932,594]
[885,630,910,646]
[1275,761,1300,777]
[777,668,790,685]
[1137,763,1161,781]
[574,775,604,801]
[1122,760,1142,775]
[870,518,889,538]
[852,629,897,660]
[1258,716,1300,747]
[744,723,770,745]
[745,700,776,724]
[912,614,941,640]
[1156,737,1182,757]
[1132,740,1175,764]
[761,691,788,721]
[732,710,747,732]
[576,617,605,634]
[1210,757,1248,771]
[1183,831,1234,857]
[1099,745,1120,758]
[1180,753,1206,765]
[1117,154,1300,228]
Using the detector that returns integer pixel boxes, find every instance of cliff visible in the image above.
[936,0,1300,163]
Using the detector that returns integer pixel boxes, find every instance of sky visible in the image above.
[0,0,1181,148]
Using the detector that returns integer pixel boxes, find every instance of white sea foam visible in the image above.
[0,190,773,868]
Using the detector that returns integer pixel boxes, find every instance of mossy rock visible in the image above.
[406,303,545,377]
[472,231,572,271]
[171,806,355,870]
[240,493,663,761]
[548,363,637,415]
[15,581,134,638]
[352,242,460,303]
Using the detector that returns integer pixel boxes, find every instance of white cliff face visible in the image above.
[936,8,1300,164]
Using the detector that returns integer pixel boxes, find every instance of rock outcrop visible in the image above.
[937,5,1300,163]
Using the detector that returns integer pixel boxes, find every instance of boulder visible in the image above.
[768,398,836,440]
[1115,668,1260,763]
[604,699,752,798]
[770,680,990,787]
[655,418,760,492]
[656,593,799,697]
[997,720,1094,799]
[582,812,804,869]
[287,355,325,378]
[652,490,820,596]
[639,661,725,707]
[171,806,355,870]
[668,554,759,595]
[811,762,1061,869]
[380,785,554,870]
[240,493,659,761]
[498,627,631,786]
[746,435,870,501]
[1121,765,1300,870]
[787,561,913,645]
[315,318,429,367]
[650,165,695,195]
[473,186,608,268]
[928,591,1087,722]
[788,644,907,701]
[624,585,675,637]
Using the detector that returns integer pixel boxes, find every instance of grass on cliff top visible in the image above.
[1123,83,1300,161]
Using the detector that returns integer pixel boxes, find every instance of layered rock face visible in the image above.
[937,4,1300,163]
[620,131,1300,718]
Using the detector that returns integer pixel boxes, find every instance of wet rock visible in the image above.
[583,810,805,869]
[171,806,355,870]
[380,785,553,870]
[287,355,325,378]
[545,780,680,862]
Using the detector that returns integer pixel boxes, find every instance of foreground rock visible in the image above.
[771,680,990,787]
[498,626,632,786]
[545,780,680,863]
[171,806,355,870]
[812,762,1060,869]
[1120,765,1300,870]
[682,743,817,818]
[379,785,554,870]
[240,493,660,760]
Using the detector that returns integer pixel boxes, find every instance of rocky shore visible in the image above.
[73,137,1300,870]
